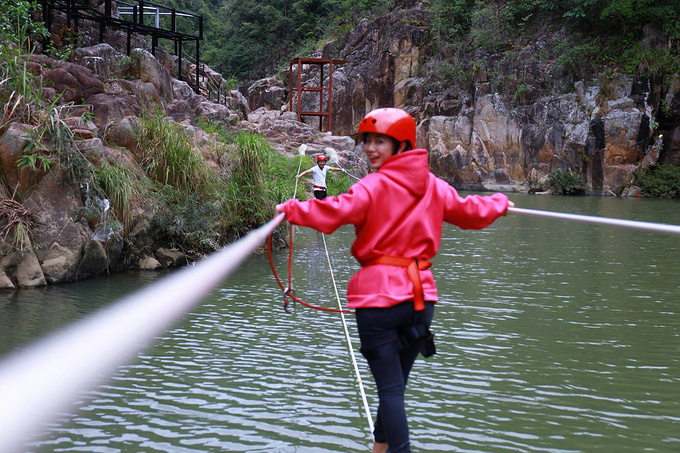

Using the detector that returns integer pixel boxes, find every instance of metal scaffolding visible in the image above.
[289,57,346,133]
[41,0,203,89]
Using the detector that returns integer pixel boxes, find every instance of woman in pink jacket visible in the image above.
[277,108,511,453]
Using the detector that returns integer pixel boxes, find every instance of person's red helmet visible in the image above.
[316,155,327,162]
[357,108,416,149]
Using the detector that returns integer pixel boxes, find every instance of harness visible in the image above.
[360,255,432,311]
[359,255,436,359]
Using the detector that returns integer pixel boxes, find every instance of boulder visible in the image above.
[130,48,174,102]
[33,55,105,104]
[155,247,187,268]
[16,249,46,288]
[139,256,162,270]
[23,171,93,284]
[71,43,130,80]
[0,122,46,198]
[247,77,287,112]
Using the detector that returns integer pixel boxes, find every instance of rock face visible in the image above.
[266,4,677,196]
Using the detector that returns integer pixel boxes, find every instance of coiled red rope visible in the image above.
[267,225,353,314]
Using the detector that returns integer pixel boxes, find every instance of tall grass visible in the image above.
[222,131,281,235]
[95,161,148,232]
[137,110,215,191]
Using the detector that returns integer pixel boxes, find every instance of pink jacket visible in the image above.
[278,148,509,309]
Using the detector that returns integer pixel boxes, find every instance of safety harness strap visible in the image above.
[360,255,432,311]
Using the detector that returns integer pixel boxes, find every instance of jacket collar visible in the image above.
[377,148,429,197]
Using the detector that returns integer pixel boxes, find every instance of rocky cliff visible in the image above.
[262,4,677,197]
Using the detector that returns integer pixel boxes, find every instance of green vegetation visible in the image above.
[1,0,49,129]
[0,0,48,53]
[137,111,215,191]
[139,113,323,255]
[425,0,680,102]
[95,161,147,232]
[163,0,393,79]
[638,164,680,198]
[547,170,587,195]
[0,0,362,260]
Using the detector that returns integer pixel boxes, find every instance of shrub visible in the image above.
[95,161,149,232]
[547,170,586,195]
[638,164,680,198]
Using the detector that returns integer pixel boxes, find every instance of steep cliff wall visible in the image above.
[289,4,678,196]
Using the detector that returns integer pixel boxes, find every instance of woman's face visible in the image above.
[363,133,405,170]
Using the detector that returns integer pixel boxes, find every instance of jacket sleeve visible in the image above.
[443,185,509,229]
[278,184,370,234]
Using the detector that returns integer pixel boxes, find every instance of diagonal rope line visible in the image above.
[284,147,373,433]
[507,206,680,235]
[321,232,374,435]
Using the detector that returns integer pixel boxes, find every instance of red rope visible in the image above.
[267,227,354,314]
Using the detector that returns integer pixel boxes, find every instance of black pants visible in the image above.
[355,301,435,452]
[313,190,327,200]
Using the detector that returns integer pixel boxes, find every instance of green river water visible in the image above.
[0,193,679,452]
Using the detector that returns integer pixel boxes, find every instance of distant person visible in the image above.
[278,108,513,453]
[297,155,344,199]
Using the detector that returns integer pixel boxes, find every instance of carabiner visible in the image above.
[283,287,296,313]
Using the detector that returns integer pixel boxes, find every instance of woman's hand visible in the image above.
[504,201,515,215]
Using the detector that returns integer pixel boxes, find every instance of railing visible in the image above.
[0,214,285,453]
[114,0,202,39]
[184,54,230,106]
[42,0,203,88]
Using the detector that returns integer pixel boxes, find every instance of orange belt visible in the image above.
[313,185,326,190]
[360,255,432,311]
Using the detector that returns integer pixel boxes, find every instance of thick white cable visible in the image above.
[321,233,375,435]
[508,206,680,235]
[0,213,286,453]
[326,147,362,181]
[341,168,362,181]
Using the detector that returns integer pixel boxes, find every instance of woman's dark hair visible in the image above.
[391,138,412,154]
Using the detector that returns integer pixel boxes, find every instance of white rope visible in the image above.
[0,213,286,453]
[321,233,375,434]
[341,168,362,181]
[325,146,362,181]
[508,206,680,235]
[289,147,372,432]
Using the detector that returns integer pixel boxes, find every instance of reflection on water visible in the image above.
[1,194,679,452]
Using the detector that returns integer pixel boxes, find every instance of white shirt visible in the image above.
[312,165,329,190]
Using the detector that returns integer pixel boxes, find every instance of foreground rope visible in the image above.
[0,213,286,453]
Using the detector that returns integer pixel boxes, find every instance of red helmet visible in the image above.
[316,155,327,162]
[357,108,416,149]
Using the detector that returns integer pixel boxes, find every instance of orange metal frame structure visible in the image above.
[288,58,346,132]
